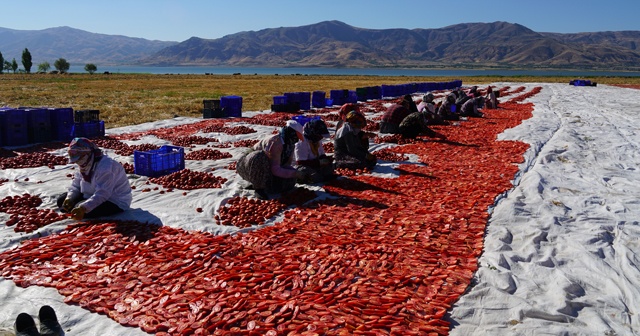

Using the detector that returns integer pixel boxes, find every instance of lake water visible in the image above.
[68,65,640,77]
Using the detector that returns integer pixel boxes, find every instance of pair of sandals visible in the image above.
[14,305,63,336]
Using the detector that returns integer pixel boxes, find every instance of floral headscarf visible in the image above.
[303,119,329,143]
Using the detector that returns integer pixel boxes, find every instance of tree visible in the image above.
[84,63,97,74]
[0,51,4,74]
[3,60,11,72]
[11,58,18,73]
[54,58,70,73]
[37,61,51,73]
[21,48,32,73]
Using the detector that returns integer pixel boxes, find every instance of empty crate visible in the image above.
[50,107,74,142]
[0,108,29,147]
[134,145,185,177]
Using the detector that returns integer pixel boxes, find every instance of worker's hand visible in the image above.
[62,198,74,212]
[70,206,86,220]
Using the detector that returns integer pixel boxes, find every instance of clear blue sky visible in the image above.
[3,0,638,42]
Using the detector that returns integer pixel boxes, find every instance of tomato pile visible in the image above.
[215,197,287,228]
[1,194,68,233]
[0,152,69,169]
[149,169,228,190]
[372,148,409,162]
[185,149,233,161]
[0,86,541,335]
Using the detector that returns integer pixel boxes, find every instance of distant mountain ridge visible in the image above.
[1,21,639,70]
[0,26,177,65]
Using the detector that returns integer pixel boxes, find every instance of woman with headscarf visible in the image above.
[335,103,361,135]
[57,137,132,220]
[294,119,335,183]
[236,120,307,199]
[334,111,376,170]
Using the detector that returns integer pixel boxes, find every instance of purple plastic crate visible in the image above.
[134,145,185,177]
[25,108,53,144]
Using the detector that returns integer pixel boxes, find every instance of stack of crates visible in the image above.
[49,107,74,142]
[26,108,53,144]
[312,91,326,108]
[203,99,224,118]
[221,95,242,117]
[367,86,382,100]
[330,89,350,106]
[72,109,104,138]
[271,96,295,112]
[134,145,185,177]
[0,108,29,147]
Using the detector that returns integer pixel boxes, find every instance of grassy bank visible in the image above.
[1,73,638,128]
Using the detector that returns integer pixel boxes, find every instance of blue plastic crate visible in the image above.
[49,107,74,142]
[330,90,349,106]
[312,91,326,108]
[291,115,321,126]
[367,86,382,100]
[273,96,287,105]
[25,108,53,144]
[71,120,105,138]
[134,145,185,177]
[74,109,100,123]
[0,108,29,147]
[221,95,242,117]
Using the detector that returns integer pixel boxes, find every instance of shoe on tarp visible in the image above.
[14,313,40,336]
[38,306,62,336]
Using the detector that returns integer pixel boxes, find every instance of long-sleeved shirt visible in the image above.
[334,122,369,162]
[381,104,411,126]
[254,134,298,179]
[69,156,132,213]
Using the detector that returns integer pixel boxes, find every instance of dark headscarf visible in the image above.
[279,126,299,165]
[303,119,329,143]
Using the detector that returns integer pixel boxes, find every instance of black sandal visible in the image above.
[38,306,63,336]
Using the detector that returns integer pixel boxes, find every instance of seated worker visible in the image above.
[380,97,413,134]
[417,92,448,125]
[294,119,335,183]
[484,86,500,109]
[398,111,447,139]
[334,111,376,170]
[57,137,132,220]
[335,103,361,135]
[460,96,485,118]
[401,94,418,113]
[437,93,460,121]
[237,120,308,199]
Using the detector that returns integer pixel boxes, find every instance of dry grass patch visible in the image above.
[1,73,639,128]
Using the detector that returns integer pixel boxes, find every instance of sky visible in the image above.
[1,0,639,42]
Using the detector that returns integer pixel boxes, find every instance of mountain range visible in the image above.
[1,21,639,70]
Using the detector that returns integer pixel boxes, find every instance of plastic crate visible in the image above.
[203,99,221,109]
[203,108,224,118]
[291,115,321,126]
[220,95,242,117]
[312,91,326,108]
[49,107,74,142]
[134,145,185,177]
[0,108,29,147]
[71,120,105,138]
[74,109,100,123]
[330,90,350,106]
[25,108,53,144]
[273,96,287,105]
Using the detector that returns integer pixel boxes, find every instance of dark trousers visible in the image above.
[56,192,124,218]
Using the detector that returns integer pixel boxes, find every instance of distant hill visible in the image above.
[143,21,640,70]
[0,26,177,65]
[1,21,639,70]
